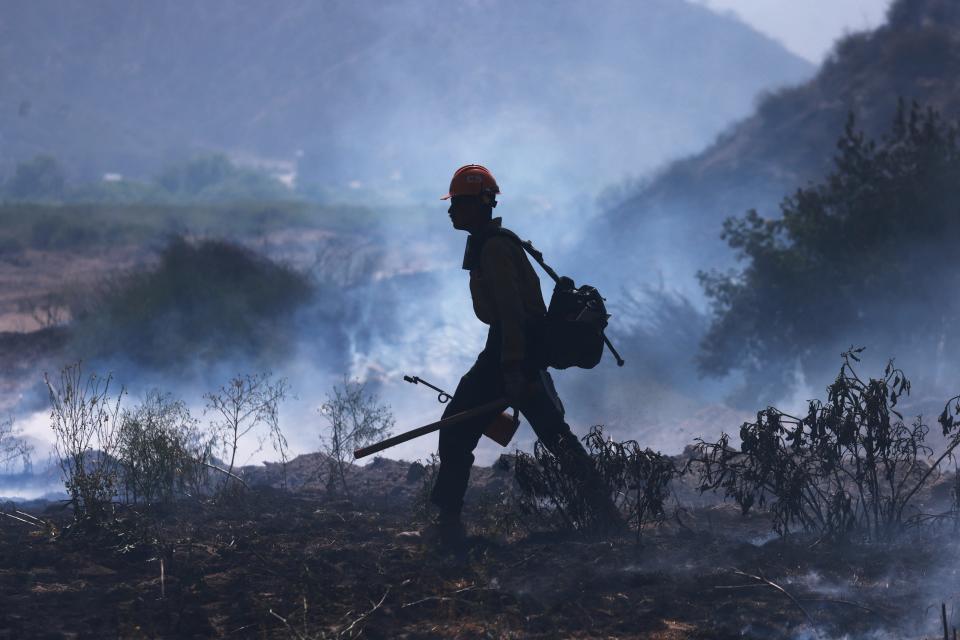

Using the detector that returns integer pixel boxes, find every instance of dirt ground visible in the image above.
[2,458,958,640]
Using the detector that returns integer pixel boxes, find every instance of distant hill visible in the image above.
[597,0,960,290]
[0,0,811,201]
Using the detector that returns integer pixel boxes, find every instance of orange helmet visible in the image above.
[440,164,500,200]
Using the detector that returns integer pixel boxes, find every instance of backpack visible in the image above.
[494,229,624,370]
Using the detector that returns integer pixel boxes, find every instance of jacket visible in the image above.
[462,218,547,364]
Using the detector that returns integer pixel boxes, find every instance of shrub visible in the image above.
[318,378,394,495]
[205,373,290,493]
[118,391,210,505]
[410,453,439,521]
[46,364,124,525]
[692,349,960,540]
[155,154,289,202]
[0,416,32,474]
[514,426,678,537]
[4,155,65,200]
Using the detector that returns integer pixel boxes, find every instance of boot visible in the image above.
[420,510,466,549]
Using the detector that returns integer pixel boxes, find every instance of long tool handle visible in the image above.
[354,398,509,459]
[603,331,625,367]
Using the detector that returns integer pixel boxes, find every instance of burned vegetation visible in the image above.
[513,427,678,540]
[5,100,960,637]
[692,349,960,541]
[2,353,960,639]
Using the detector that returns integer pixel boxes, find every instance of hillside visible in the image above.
[598,0,960,289]
[0,0,811,199]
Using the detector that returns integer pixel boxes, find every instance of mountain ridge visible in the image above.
[1,0,812,200]
[598,0,960,287]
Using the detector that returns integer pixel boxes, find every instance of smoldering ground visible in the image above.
[5,173,960,640]
[4,439,960,638]
[7,219,957,639]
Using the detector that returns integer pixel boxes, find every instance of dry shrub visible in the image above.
[0,416,32,473]
[45,363,124,525]
[205,372,290,493]
[46,364,293,528]
[410,453,439,521]
[318,378,394,496]
[514,426,678,537]
[692,349,960,540]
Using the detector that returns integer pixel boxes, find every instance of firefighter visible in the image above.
[426,164,621,547]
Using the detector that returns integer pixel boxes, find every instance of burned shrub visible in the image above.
[46,364,125,525]
[318,377,394,496]
[514,426,678,536]
[692,349,960,540]
[584,429,679,540]
[411,453,439,521]
[205,373,290,493]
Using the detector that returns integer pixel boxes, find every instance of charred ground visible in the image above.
[1,453,957,639]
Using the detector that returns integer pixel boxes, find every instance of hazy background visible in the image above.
[11,0,960,475]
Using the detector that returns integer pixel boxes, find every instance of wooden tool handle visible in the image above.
[353,398,508,459]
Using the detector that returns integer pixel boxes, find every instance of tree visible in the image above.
[698,101,960,401]
[319,378,394,495]
[5,155,65,200]
[67,236,314,369]
[155,153,289,201]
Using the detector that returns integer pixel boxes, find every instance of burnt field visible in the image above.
[1,455,958,640]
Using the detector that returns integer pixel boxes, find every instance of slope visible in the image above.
[0,0,812,201]
[597,0,960,292]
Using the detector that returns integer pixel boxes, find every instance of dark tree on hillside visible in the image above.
[698,101,960,401]
[4,154,66,200]
[68,237,315,369]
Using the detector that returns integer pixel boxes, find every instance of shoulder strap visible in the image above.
[493,228,562,284]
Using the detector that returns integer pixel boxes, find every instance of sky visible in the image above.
[693,0,893,62]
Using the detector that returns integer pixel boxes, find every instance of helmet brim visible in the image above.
[439,191,500,200]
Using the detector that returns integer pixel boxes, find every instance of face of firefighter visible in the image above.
[448,195,492,232]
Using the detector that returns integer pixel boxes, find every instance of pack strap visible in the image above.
[517,239,563,284]
[493,229,562,284]
[499,230,625,367]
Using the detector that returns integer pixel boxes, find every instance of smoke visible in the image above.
[15,0,943,472]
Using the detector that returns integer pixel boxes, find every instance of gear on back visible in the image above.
[473,227,620,370]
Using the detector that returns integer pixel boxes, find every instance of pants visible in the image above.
[430,324,593,515]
